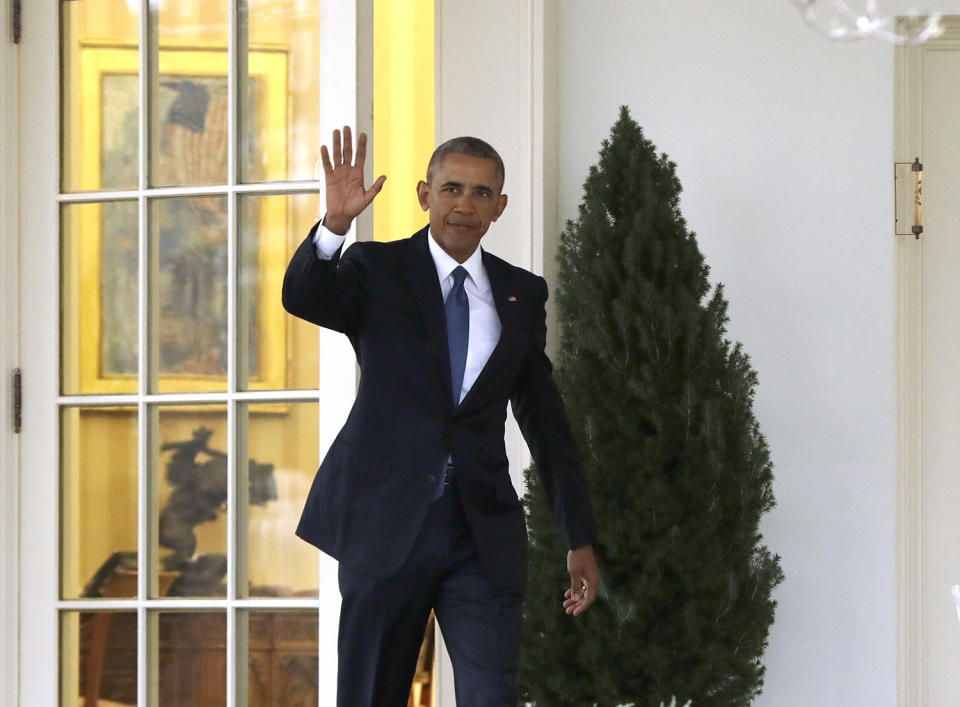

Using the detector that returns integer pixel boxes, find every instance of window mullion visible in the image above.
[55,181,324,203]
[227,0,243,705]
[136,0,151,704]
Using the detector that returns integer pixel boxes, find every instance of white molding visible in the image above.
[894,15,960,707]
[894,28,924,706]
[533,0,560,357]
[18,0,60,702]
[316,0,364,700]
[0,0,22,702]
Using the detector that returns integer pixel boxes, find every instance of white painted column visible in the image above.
[316,0,370,700]
[433,1,554,702]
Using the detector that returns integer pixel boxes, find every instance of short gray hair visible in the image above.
[426,137,505,191]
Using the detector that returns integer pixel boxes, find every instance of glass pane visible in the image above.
[154,405,228,597]
[61,201,139,395]
[157,612,226,705]
[61,0,140,192]
[61,611,138,707]
[61,407,139,600]
[243,402,318,598]
[238,193,320,391]
[151,1,230,188]
[241,0,320,183]
[152,197,228,393]
[243,610,319,705]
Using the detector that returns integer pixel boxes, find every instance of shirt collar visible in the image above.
[426,227,490,293]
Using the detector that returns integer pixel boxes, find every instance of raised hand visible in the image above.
[320,126,387,235]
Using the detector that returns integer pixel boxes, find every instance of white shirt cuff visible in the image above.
[312,219,351,260]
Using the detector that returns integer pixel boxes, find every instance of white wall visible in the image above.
[552,1,936,703]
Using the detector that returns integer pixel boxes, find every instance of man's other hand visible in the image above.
[563,545,599,616]
[320,125,387,235]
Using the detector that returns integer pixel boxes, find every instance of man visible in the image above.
[283,126,599,706]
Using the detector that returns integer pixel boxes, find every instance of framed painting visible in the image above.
[70,43,289,393]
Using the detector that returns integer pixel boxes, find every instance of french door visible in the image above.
[19,0,363,703]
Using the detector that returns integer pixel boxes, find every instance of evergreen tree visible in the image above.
[519,107,783,706]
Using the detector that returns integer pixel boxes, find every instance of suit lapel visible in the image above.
[401,228,454,404]
[400,230,520,414]
[455,248,518,414]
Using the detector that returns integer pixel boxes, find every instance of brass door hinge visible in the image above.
[12,0,21,44]
[12,368,21,434]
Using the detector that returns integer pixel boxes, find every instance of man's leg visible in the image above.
[336,489,451,707]
[336,562,435,707]
[433,488,524,707]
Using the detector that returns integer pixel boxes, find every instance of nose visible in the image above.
[453,192,476,213]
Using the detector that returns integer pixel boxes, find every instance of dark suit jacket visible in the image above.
[282,223,595,590]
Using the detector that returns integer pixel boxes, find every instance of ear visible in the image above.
[492,193,508,221]
[416,180,430,211]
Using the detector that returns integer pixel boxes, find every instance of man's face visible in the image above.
[417,153,508,263]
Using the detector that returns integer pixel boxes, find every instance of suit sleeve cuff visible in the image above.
[312,218,351,260]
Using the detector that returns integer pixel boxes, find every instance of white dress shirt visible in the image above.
[312,222,502,403]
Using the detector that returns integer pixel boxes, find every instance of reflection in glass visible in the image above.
[152,1,230,188]
[61,0,139,192]
[243,403,318,597]
[154,406,228,597]
[157,612,226,705]
[242,610,319,705]
[61,611,138,707]
[61,201,139,395]
[238,193,320,391]
[153,197,228,393]
[242,0,320,183]
[61,407,138,600]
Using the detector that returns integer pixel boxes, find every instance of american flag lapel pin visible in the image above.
[507,296,517,302]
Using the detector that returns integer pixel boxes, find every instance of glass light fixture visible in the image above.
[791,0,943,44]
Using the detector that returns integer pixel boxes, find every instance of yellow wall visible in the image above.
[373,0,435,242]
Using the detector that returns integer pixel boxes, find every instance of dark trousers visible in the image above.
[336,478,524,707]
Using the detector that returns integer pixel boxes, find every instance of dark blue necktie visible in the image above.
[445,266,470,407]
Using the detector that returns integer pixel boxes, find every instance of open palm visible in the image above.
[320,126,386,234]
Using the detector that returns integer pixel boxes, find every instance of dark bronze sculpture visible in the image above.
[159,426,277,595]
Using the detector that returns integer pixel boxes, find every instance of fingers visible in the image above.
[343,125,353,165]
[563,575,596,616]
[332,128,342,166]
[320,145,333,175]
[364,174,387,204]
[325,126,368,172]
[355,131,367,169]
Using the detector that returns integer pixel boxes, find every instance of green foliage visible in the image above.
[518,107,783,706]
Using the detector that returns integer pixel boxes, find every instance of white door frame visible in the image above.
[18,0,60,702]
[895,15,960,707]
[0,0,22,704]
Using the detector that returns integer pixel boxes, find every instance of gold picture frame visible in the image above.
[69,43,289,394]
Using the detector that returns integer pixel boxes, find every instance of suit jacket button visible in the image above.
[426,474,437,484]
